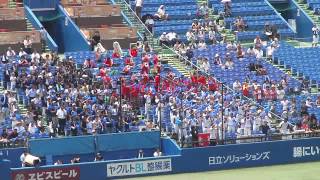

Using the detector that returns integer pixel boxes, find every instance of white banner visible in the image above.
[107,158,172,177]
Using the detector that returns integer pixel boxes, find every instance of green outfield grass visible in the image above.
[124,161,320,180]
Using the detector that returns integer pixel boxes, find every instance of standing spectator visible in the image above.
[312,24,319,47]
[135,0,143,19]
[145,16,154,33]
[6,47,16,60]
[23,35,32,54]
[56,105,67,135]
[39,27,47,53]
[137,149,144,158]
[91,31,101,51]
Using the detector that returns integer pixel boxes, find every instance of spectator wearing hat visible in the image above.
[159,32,169,46]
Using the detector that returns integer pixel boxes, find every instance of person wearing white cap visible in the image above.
[159,32,169,46]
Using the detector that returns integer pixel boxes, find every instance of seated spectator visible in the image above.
[254,36,262,49]
[236,43,244,59]
[186,30,196,45]
[200,58,210,73]
[208,28,217,45]
[166,31,178,46]
[31,49,40,64]
[6,47,16,60]
[153,148,162,157]
[234,16,247,32]
[159,32,169,46]
[197,3,209,19]
[225,58,233,69]
[226,41,237,51]
[18,48,27,58]
[254,46,263,60]
[197,29,206,42]
[154,5,168,21]
[246,46,255,57]
[112,41,123,58]
[213,53,222,66]
[264,22,272,39]
[18,56,29,66]
[271,38,280,49]
[198,40,207,50]
[94,153,104,161]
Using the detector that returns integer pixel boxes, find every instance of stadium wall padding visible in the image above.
[0,147,26,168]
[24,6,59,52]
[8,137,320,180]
[28,131,160,157]
[96,131,160,152]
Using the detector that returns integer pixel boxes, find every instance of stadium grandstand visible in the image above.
[0,0,320,180]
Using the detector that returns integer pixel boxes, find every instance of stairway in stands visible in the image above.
[1,0,39,116]
[196,0,235,42]
[296,0,320,25]
[112,0,190,77]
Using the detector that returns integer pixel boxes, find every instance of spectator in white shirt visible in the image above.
[153,148,162,157]
[246,46,255,57]
[159,32,169,46]
[56,105,67,135]
[137,149,144,158]
[198,40,207,50]
[31,49,40,64]
[6,47,16,59]
[266,45,275,60]
[254,46,263,60]
[186,30,196,45]
[18,48,27,57]
[9,73,16,91]
[278,119,290,134]
[135,0,143,18]
[23,35,32,54]
[166,32,178,46]
[154,5,168,20]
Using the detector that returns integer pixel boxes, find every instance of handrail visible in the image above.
[114,0,283,122]
[24,5,59,52]
[162,44,285,123]
[111,0,154,48]
[264,0,297,34]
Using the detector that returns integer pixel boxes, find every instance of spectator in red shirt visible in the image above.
[104,57,113,67]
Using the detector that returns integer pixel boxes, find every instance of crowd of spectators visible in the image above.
[1,0,320,150]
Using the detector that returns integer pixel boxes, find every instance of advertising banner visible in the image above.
[11,166,80,180]
[107,158,172,177]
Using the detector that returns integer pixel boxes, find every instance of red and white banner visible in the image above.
[12,166,80,180]
[198,133,210,147]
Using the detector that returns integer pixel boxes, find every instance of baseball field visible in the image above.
[124,161,320,180]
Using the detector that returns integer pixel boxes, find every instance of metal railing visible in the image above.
[162,44,284,123]
[112,0,155,48]
[178,130,320,148]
